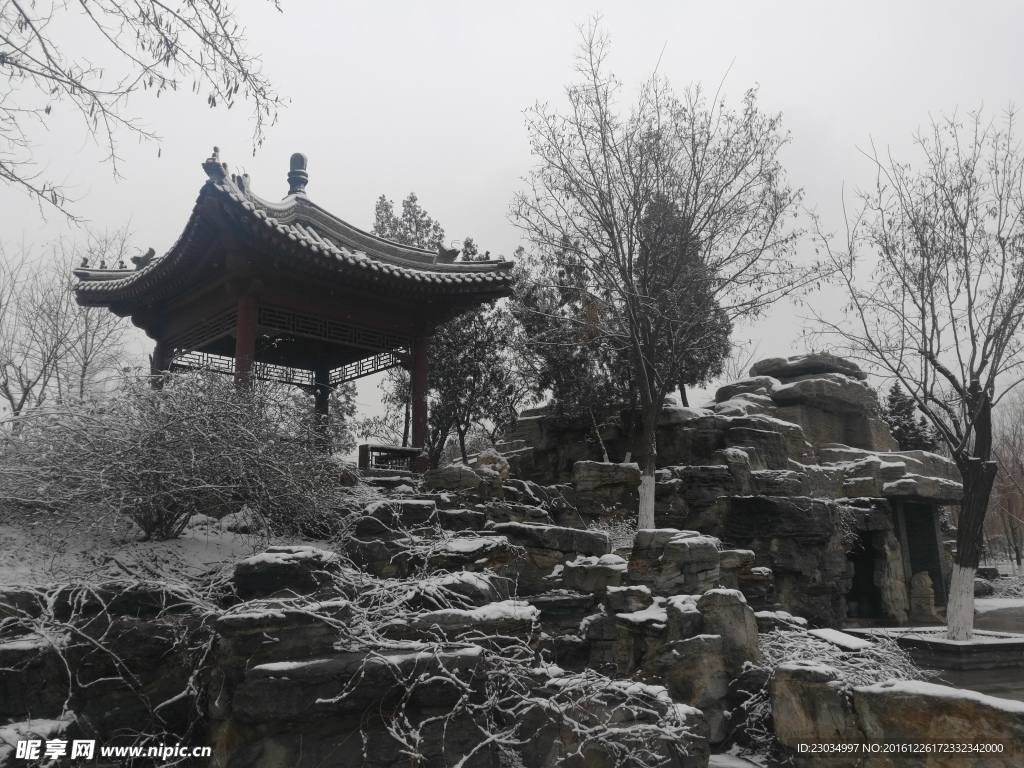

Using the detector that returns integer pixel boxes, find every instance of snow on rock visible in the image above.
[232,545,341,600]
[562,553,628,594]
[616,597,668,629]
[700,587,747,603]
[751,353,868,381]
[564,554,628,571]
[486,521,611,556]
[386,599,541,642]
[471,448,511,480]
[882,474,963,503]
[807,627,874,650]
[364,498,435,515]
[855,679,1024,712]
[755,609,808,632]
[851,678,1024,749]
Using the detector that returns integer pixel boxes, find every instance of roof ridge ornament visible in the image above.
[287,153,309,196]
[131,247,157,270]
[202,146,228,180]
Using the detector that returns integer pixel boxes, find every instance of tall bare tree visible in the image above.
[513,21,813,527]
[813,108,1024,639]
[1,0,280,216]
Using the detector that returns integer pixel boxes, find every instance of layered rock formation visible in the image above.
[501,353,963,627]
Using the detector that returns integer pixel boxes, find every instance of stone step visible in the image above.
[364,475,419,492]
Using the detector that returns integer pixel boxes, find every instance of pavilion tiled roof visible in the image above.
[74,149,514,311]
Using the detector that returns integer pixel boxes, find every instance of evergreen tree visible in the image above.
[881,383,940,452]
[362,194,525,467]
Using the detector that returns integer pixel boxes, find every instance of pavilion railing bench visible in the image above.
[358,443,423,473]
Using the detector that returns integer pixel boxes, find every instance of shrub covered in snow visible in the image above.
[0,372,360,540]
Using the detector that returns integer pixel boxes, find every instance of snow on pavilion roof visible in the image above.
[74,149,514,311]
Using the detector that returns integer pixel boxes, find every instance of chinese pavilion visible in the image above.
[73,149,515,469]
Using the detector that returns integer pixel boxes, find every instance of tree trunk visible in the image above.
[637,405,658,530]
[589,409,610,463]
[947,457,999,640]
[678,382,689,407]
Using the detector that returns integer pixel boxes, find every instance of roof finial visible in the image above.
[288,153,308,195]
[202,145,226,180]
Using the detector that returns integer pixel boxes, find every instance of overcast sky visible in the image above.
[4,0,1023,411]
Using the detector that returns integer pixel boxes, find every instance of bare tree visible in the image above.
[0,244,77,430]
[991,391,1024,573]
[1,0,281,216]
[513,21,813,528]
[710,338,764,393]
[813,107,1024,639]
[0,231,133,432]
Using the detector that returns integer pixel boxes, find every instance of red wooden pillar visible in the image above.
[151,337,167,389]
[411,333,429,472]
[234,294,258,388]
[313,365,331,451]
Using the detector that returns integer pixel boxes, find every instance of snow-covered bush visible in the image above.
[588,518,638,551]
[0,372,354,539]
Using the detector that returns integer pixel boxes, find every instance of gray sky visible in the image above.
[5,0,1023,410]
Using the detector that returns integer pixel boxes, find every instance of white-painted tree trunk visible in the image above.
[638,473,655,529]
[946,564,976,641]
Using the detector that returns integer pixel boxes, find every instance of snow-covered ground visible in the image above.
[0,514,311,587]
[976,597,1024,614]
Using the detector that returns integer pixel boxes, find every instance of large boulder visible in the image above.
[487,522,610,595]
[571,461,641,515]
[232,546,342,600]
[715,376,780,403]
[639,634,730,744]
[770,373,879,415]
[471,448,510,480]
[665,595,704,642]
[424,464,481,492]
[854,679,1024,758]
[627,529,721,596]
[695,589,762,675]
[213,646,497,768]
[213,600,353,673]
[750,353,868,381]
[383,600,539,646]
[771,663,1024,766]
[769,661,859,760]
[0,635,67,720]
[561,554,627,594]
[724,427,789,470]
[487,522,610,556]
[718,497,852,627]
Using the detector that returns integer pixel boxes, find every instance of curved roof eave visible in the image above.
[73,150,515,309]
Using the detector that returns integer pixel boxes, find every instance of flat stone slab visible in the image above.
[808,627,875,650]
[847,626,1024,670]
